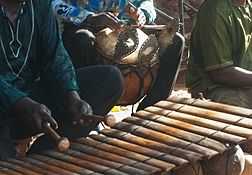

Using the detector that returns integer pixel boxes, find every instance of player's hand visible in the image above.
[129,7,146,26]
[66,91,93,125]
[14,97,58,134]
[85,12,122,31]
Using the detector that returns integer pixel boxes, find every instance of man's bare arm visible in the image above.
[209,66,252,87]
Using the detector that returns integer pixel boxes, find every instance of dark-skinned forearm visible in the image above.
[209,66,252,87]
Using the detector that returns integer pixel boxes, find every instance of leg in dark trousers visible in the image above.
[137,33,185,111]
[63,24,97,68]
[75,65,124,116]
[27,65,124,153]
[0,123,16,159]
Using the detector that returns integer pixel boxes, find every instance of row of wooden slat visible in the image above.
[1,96,252,174]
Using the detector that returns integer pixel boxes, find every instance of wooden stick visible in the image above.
[168,96,252,118]
[123,116,226,152]
[99,128,203,163]
[89,134,187,167]
[43,122,70,151]
[153,101,252,138]
[127,2,166,31]
[130,24,167,30]
[73,138,165,173]
[134,110,245,145]
[84,114,116,127]
[112,122,219,159]
[28,154,87,174]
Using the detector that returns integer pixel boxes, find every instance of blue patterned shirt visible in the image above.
[51,0,156,25]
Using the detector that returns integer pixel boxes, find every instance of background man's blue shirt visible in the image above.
[51,0,156,25]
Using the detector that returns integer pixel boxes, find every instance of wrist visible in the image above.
[65,90,80,103]
[14,96,33,111]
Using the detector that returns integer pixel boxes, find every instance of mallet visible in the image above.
[42,122,70,151]
[84,114,116,127]
[131,24,167,30]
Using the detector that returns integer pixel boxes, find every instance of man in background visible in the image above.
[52,0,185,110]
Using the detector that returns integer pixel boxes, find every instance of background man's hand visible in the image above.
[66,91,93,125]
[14,97,58,134]
[85,12,121,31]
[129,7,146,26]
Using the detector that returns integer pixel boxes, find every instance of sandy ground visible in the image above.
[106,89,191,125]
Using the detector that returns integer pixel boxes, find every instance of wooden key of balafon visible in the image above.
[42,122,70,151]
[84,114,116,127]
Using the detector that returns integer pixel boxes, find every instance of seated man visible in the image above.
[186,0,252,174]
[51,0,157,68]
[52,0,185,109]
[186,0,252,107]
[0,0,124,159]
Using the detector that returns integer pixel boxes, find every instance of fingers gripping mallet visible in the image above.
[42,122,70,151]
[85,114,116,127]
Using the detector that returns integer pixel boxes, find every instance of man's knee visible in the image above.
[73,29,95,48]
[68,29,97,67]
